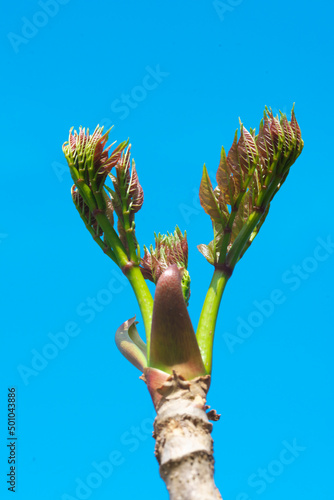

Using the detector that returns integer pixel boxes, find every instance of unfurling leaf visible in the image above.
[199,106,304,270]
[71,184,118,263]
[236,126,258,175]
[115,316,147,371]
[197,242,215,265]
[140,227,191,304]
[216,146,238,206]
[199,165,228,224]
[63,125,145,265]
[149,265,206,379]
[71,186,103,237]
[63,126,127,209]
[128,161,144,214]
[108,146,144,257]
[197,222,224,265]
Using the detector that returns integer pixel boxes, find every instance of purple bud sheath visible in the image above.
[149,265,206,379]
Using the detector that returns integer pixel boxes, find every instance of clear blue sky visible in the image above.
[1,1,333,499]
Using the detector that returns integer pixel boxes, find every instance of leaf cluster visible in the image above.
[63,126,144,265]
[140,227,191,304]
[106,146,144,261]
[198,107,303,270]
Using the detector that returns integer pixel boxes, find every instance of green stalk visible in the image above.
[96,211,153,349]
[94,213,129,267]
[84,221,118,264]
[225,211,262,269]
[257,164,288,209]
[123,264,154,357]
[122,206,138,264]
[196,269,229,373]
[95,212,152,314]
[197,211,264,373]
[217,159,259,264]
[216,206,238,264]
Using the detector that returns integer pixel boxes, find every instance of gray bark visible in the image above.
[153,372,222,500]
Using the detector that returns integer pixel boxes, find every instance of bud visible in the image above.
[149,265,206,379]
[140,227,190,304]
[63,126,127,196]
[108,146,144,254]
[62,125,143,264]
[256,106,303,180]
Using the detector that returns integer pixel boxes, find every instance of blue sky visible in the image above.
[1,1,333,499]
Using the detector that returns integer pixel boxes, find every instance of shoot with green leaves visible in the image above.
[62,106,303,500]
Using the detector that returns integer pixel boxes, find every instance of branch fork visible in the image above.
[62,106,304,500]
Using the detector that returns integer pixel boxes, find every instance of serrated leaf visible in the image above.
[280,114,295,153]
[216,146,236,206]
[140,228,190,303]
[197,243,215,265]
[197,222,224,265]
[71,185,103,237]
[104,194,114,226]
[237,126,258,174]
[270,114,284,151]
[106,147,144,257]
[290,107,302,149]
[200,106,303,268]
[199,165,227,225]
[108,183,123,221]
[213,186,230,219]
[240,203,270,259]
[128,161,144,214]
[226,131,242,190]
[231,192,251,242]
[117,218,127,248]
[256,115,275,170]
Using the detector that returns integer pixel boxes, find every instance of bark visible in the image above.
[152,371,222,500]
